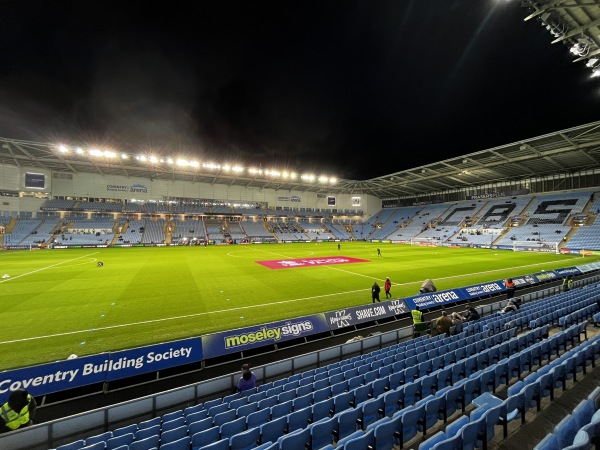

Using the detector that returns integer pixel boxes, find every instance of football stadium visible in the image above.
[2,5,600,450]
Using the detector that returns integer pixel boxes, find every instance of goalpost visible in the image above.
[410,237,440,247]
[512,240,560,254]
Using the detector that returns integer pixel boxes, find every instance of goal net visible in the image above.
[512,240,559,254]
[410,237,440,247]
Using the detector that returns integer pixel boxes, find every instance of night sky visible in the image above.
[0,1,598,180]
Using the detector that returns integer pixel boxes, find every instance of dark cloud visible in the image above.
[0,1,597,180]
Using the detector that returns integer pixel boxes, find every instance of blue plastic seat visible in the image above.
[353,384,372,407]
[229,396,249,411]
[440,384,462,422]
[84,431,113,446]
[460,415,484,450]
[188,416,215,437]
[191,426,220,449]
[333,391,355,415]
[112,424,138,437]
[572,398,596,428]
[56,440,86,450]
[160,435,191,450]
[498,390,525,438]
[562,429,592,450]
[359,395,385,429]
[403,382,419,408]
[372,413,402,450]
[533,432,560,450]
[220,416,247,440]
[162,410,184,423]
[208,403,229,418]
[286,406,312,433]
[309,415,338,450]
[246,409,271,432]
[202,438,230,450]
[259,415,287,445]
[342,428,375,450]
[160,425,188,446]
[213,408,237,428]
[270,399,294,421]
[417,394,444,435]
[417,430,446,450]
[80,443,109,450]
[336,407,363,441]
[461,377,480,406]
[184,404,206,417]
[398,402,425,447]
[186,408,210,423]
[106,432,135,450]
[134,424,161,441]
[312,397,335,423]
[278,426,311,450]
[382,388,403,418]
[554,414,581,449]
[419,374,437,399]
[230,427,261,450]
[130,434,161,450]
[162,416,186,432]
[257,396,278,410]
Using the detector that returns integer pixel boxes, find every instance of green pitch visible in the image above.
[0,243,593,369]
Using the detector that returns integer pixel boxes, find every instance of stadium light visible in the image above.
[51,143,339,184]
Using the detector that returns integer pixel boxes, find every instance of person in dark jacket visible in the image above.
[236,364,257,393]
[371,282,381,303]
[0,389,37,433]
[462,306,481,322]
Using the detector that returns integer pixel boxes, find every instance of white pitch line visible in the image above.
[0,253,580,345]
[0,252,99,283]
[0,288,369,345]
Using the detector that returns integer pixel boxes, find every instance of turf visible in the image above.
[0,242,594,369]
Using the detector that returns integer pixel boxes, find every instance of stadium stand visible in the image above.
[4,273,596,450]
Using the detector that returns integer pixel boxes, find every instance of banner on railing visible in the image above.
[324,299,410,329]
[0,337,202,403]
[201,314,330,359]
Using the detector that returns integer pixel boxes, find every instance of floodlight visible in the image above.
[58,145,68,153]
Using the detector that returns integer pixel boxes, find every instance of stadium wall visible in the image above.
[0,163,382,217]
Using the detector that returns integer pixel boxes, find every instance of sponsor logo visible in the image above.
[329,310,352,328]
[130,183,148,193]
[224,320,314,349]
[257,256,370,269]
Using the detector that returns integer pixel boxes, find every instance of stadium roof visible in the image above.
[2,120,600,200]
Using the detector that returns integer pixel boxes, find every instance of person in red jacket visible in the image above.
[384,277,392,299]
